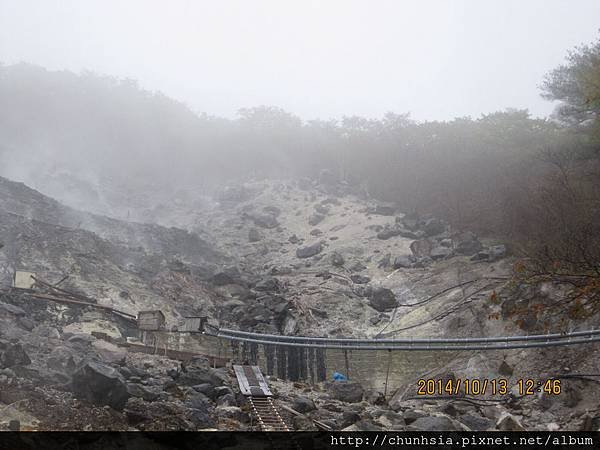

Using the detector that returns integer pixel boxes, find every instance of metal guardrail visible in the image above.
[207,326,600,351]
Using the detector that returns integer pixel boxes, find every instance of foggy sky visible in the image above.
[1,0,599,122]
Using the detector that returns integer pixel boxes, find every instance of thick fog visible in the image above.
[1,0,599,121]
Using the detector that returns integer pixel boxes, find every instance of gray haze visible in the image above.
[1,0,599,121]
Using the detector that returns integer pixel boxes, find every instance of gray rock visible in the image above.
[459,413,494,431]
[192,383,215,398]
[369,316,381,325]
[296,242,322,258]
[393,255,414,269]
[339,411,361,428]
[0,343,31,368]
[430,246,453,260]
[330,381,364,403]
[263,206,281,217]
[126,383,159,402]
[308,213,325,226]
[402,217,420,231]
[216,393,237,407]
[410,239,434,258]
[214,386,234,398]
[185,392,212,410]
[314,204,330,215]
[365,389,387,406]
[378,253,391,268]
[350,274,370,284]
[402,409,426,424]
[0,302,26,317]
[498,360,514,376]
[293,396,317,413]
[423,218,446,236]
[371,204,396,216]
[331,252,345,267]
[369,287,398,312]
[249,213,279,229]
[454,231,482,256]
[216,406,248,422]
[17,317,35,331]
[408,415,459,431]
[71,361,130,410]
[489,244,507,261]
[470,244,507,262]
[496,413,525,431]
[376,227,407,240]
[248,228,263,242]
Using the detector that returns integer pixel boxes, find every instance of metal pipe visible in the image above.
[215,327,600,344]
[214,332,600,351]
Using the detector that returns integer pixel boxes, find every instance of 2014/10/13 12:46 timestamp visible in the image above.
[416,378,562,396]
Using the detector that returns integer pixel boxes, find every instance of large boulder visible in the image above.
[0,303,26,317]
[350,274,370,284]
[0,343,31,368]
[410,239,433,258]
[423,218,446,236]
[369,288,398,312]
[393,255,415,269]
[293,396,317,413]
[430,246,453,261]
[454,231,483,256]
[248,213,279,229]
[296,242,322,258]
[330,381,364,403]
[92,340,127,365]
[71,361,130,410]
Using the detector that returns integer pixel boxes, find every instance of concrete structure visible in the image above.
[12,271,36,290]
[137,310,166,331]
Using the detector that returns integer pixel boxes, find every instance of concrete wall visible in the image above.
[142,331,459,394]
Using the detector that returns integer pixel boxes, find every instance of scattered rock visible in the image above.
[496,413,525,431]
[365,389,387,406]
[410,239,433,259]
[296,242,322,258]
[430,246,452,260]
[408,415,460,431]
[393,255,414,269]
[0,302,26,316]
[454,231,482,256]
[350,274,370,284]
[308,213,325,226]
[369,288,398,312]
[0,343,31,368]
[330,381,364,403]
[339,411,361,428]
[423,218,446,236]
[459,414,494,431]
[293,396,316,413]
[71,361,130,410]
[126,383,160,402]
[330,252,345,267]
[248,213,279,229]
[498,360,514,376]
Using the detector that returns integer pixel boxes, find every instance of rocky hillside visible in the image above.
[0,174,599,432]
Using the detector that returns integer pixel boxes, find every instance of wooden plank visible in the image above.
[233,365,273,396]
